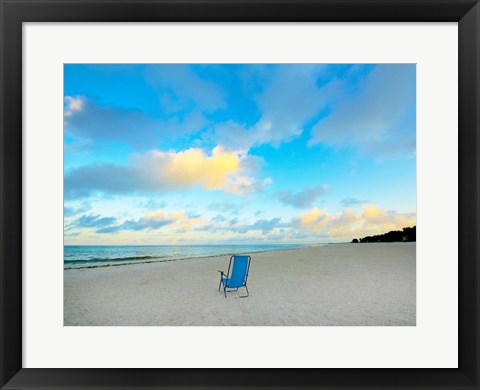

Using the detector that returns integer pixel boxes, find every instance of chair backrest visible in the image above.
[228,255,251,287]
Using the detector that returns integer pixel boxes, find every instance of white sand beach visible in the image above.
[64,243,415,326]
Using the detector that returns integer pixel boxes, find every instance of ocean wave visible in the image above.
[64,245,309,269]
[64,255,167,264]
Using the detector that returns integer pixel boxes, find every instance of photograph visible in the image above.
[2,0,477,386]
[64,63,416,326]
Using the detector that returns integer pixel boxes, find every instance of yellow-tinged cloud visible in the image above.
[362,204,384,220]
[132,146,270,194]
[161,146,239,189]
[144,210,183,221]
[65,145,272,199]
[298,207,331,232]
[298,204,416,240]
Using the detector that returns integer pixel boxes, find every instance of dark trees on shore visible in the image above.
[352,226,416,243]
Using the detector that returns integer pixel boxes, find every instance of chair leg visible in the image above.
[239,284,249,298]
[224,286,227,298]
[218,278,222,292]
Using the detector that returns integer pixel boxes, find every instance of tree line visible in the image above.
[352,226,416,243]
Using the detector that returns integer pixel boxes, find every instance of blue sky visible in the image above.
[64,64,416,245]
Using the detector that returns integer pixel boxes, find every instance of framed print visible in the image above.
[1,0,479,389]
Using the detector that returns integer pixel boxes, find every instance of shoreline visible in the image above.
[64,242,415,270]
[63,244,323,270]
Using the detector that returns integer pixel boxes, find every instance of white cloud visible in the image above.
[64,95,85,117]
[309,64,416,159]
[225,176,272,195]
[213,65,339,151]
[253,65,334,146]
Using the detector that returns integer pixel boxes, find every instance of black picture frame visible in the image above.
[1,0,479,388]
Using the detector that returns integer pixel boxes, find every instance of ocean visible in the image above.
[64,244,307,269]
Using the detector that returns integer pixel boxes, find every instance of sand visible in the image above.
[64,243,416,326]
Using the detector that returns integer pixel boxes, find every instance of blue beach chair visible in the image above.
[218,255,251,298]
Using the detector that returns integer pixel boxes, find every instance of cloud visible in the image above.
[97,211,176,233]
[64,231,81,237]
[297,203,416,240]
[132,147,270,195]
[64,96,84,117]
[251,218,283,233]
[138,146,240,190]
[218,217,288,234]
[67,210,204,234]
[213,65,339,151]
[186,211,201,219]
[64,163,134,199]
[225,176,272,195]
[360,204,416,229]
[208,202,243,215]
[309,64,416,159]
[194,216,288,236]
[64,65,228,151]
[253,65,333,145]
[64,136,93,154]
[146,65,225,113]
[100,210,203,234]
[278,184,329,208]
[213,121,259,152]
[175,215,204,232]
[327,208,362,238]
[362,204,384,220]
[138,198,167,210]
[341,197,370,206]
[195,223,219,233]
[64,202,91,217]
[64,96,154,145]
[68,214,117,230]
[212,214,227,222]
[64,95,207,148]
[297,208,332,233]
[65,146,270,199]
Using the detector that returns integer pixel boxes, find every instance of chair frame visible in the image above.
[218,255,251,298]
